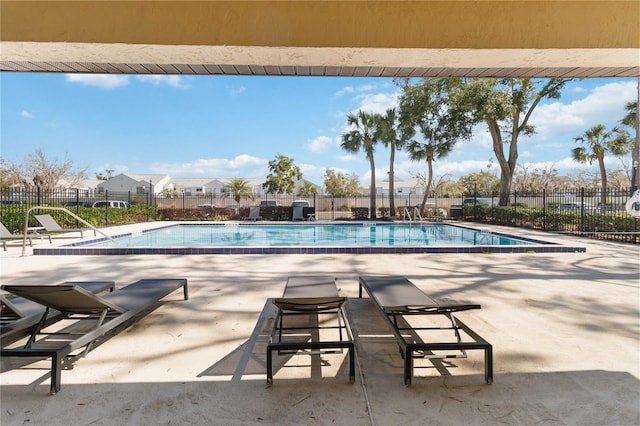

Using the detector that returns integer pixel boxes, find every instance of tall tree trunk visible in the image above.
[389,141,395,216]
[598,156,607,208]
[488,118,513,205]
[369,155,377,219]
[634,83,639,193]
[420,154,434,216]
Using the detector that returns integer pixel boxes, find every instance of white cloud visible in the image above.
[20,111,33,118]
[135,75,188,88]
[530,80,636,142]
[338,153,361,162]
[298,163,328,183]
[354,91,399,115]
[335,83,381,97]
[230,86,246,95]
[149,155,267,177]
[335,86,354,96]
[65,74,129,90]
[307,135,334,153]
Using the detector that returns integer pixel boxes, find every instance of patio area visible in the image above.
[1,224,639,425]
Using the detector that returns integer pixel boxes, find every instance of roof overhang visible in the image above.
[1,1,638,78]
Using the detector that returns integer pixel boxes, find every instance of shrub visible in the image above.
[351,207,369,220]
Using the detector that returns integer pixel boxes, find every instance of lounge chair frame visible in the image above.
[1,279,188,394]
[266,276,355,386]
[291,206,305,221]
[34,214,96,239]
[1,222,51,251]
[358,276,493,386]
[1,281,115,345]
[243,206,263,221]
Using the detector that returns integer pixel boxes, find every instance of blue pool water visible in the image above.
[87,223,534,248]
[33,223,584,255]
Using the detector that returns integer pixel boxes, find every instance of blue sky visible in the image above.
[1,73,637,186]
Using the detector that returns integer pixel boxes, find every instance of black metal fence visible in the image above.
[1,187,637,244]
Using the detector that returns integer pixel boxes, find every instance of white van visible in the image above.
[93,200,130,208]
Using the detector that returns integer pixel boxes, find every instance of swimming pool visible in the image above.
[34,223,585,255]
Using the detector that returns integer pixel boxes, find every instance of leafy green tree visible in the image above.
[572,124,633,207]
[95,169,114,181]
[323,169,361,197]
[374,108,414,216]
[458,171,500,196]
[456,78,570,205]
[263,154,302,195]
[397,78,473,214]
[620,100,638,191]
[225,178,255,205]
[621,101,637,130]
[341,110,380,219]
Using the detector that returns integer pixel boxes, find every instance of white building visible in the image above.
[97,173,172,196]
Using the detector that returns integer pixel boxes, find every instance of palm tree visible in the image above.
[341,110,380,219]
[621,101,637,129]
[375,108,414,216]
[397,78,472,214]
[572,124,633,207]
[297,180,318,197]
[406,136,457,214]
[225,178,255,205]
[621,101,638,192]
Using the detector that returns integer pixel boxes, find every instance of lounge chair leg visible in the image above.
[404,349,412,387]
[485,346,493,384]
[50,352,62,395]
[183,284,189,300]
[349,343,355,383]
[266,347,273,387]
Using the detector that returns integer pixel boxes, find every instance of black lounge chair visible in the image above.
[267,276,355,386]
[358,275,493,386]
[1,281,115,345]
[1,278,188,394]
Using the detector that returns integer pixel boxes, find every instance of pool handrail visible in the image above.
[21,206,113,257]
[402,207,423,223]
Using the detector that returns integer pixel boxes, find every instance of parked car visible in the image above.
[197,204,214,209]
[259,200,279,207]
[291,200,311,208]
[556,202,599,213]
[63,201,93,208]
[462,198,493,206]
[93,200,130,208]
[414,202,447,217]
[0,200,24,205]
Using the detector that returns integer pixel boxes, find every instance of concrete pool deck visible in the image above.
[1,222,639,425]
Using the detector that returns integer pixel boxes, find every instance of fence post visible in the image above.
[542,189,547,231]
[580,187,585,234]
[331,197,335,221]
[513,191,518,226]
[104,190,109,226]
